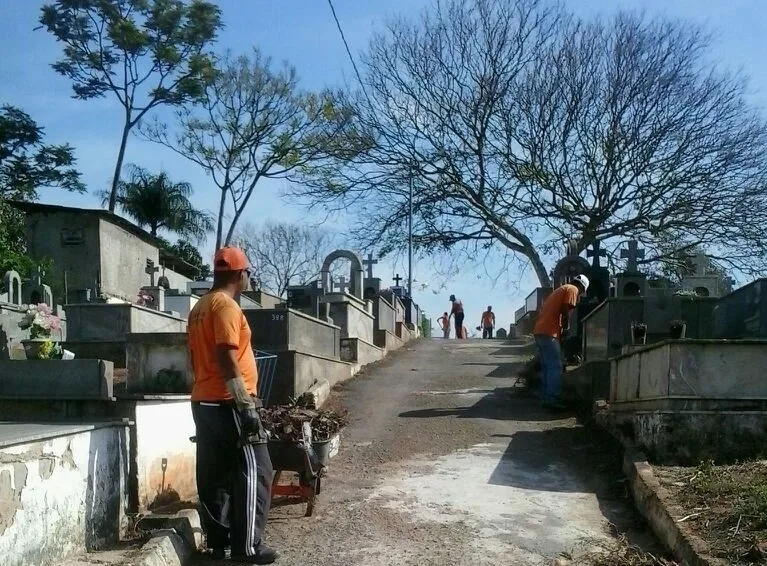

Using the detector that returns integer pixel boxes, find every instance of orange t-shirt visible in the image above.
[188,290,258,401]
[481,311,495,327]
[533,284,579,338]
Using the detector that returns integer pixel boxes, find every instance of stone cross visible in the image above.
[145,259,159,287]
[620,240,645,273]
[587,241,607,269]
[335,276,349,294]
[362,253,379,279]
[691,254,709,276]
[393,273,403,287]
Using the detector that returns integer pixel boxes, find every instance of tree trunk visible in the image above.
[108,121,132,213]
[215,188,227,249]
[528,249,551,288]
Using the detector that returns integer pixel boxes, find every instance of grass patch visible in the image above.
[655,460,767,565]
[561,534,679,565]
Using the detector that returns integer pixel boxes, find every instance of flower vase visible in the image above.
[22,338,49,360]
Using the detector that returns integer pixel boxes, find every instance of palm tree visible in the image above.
[102,165,214,241]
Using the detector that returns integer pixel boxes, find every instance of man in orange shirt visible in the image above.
[480,306,496,339]
[532,275,589,410]
[188,247,277,564]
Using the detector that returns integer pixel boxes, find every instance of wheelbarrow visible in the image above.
[268,421,340,517]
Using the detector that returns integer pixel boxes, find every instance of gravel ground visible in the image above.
[197,338,655,566]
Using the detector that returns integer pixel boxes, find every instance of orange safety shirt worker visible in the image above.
[533,284,579,339]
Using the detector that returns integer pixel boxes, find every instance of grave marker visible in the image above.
[145,259,159,287]
[620,240,645,274]
[335,276,350,294]
[393,274,403,287]
[363,253,379,279]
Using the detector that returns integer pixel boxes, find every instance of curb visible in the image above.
[131,510,202,566]
[131,530,192,566]
[623,451,728,566]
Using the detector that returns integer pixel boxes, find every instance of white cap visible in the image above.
[572,274,590,293]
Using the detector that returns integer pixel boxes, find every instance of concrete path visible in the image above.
[201,338,649,566]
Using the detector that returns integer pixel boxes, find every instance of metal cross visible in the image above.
[335,276,349,294]
[145,259,159,287]
[620,240,645,273]
[362,253,379,279]
[586,240,607,269]
[393,273,403,286]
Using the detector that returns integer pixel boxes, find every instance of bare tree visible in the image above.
[294,0,767,286]
[234,221,332,297]
[512,12,767,276]
[294,0,563,286]
[141,49,354,248]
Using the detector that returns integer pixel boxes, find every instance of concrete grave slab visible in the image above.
[0,359,113,399]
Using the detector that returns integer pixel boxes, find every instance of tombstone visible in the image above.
[140,286,165,312]
[286,280,328,320]
[157,266,171,290]
[22,266,54,308]
[615,240,647,297]
[496,328,508,339]
[2,270,22,306]
[320,250,364,300]
[362,253,379,279]
[586,241,610,304]
[680,253,728,298]
[334,276,350,294]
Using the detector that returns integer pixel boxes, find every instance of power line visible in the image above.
[326,0,374,109]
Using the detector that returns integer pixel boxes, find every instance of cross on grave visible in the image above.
[31,265,44,287]
[362,253,379,279]
[393,273,403,287]
[335,276,350,294]
[620,240,645,273]
[145,259,159,287]
[586,240,607,269]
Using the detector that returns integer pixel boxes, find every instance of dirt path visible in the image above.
[203,339,652,565]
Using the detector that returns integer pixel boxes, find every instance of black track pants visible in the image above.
[454,312,465,338]
[192,402,273,556]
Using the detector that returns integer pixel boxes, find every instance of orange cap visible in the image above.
[213,247,249,272]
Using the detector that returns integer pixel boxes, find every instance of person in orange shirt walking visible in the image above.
[532,275,589,410]
[480,306,496,339]
[188,247,278,564]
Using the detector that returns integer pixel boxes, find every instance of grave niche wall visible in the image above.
[25,211,102,297]
[713,278,767,339]
[582,295,717,362]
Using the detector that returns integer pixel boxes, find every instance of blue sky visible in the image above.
[1,0,766,332]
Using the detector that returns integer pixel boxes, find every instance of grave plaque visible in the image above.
[60,228,84,246]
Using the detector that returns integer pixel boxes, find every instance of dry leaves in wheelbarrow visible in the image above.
[260,405,348,442]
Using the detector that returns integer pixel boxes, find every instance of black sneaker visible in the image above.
[231,544,279,564]
[209,547,231,560]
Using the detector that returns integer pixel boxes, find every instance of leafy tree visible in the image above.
[166,239,210,279]
[39,0,223,212]
[0,105,84,277]
[101,164,214,240]
[141,49,356,248]
[295,0,767,286]
[234,221,332,297]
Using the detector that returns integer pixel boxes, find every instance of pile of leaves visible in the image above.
[573,535,679,565]
[260,405,348,442]
[655,460,767,564]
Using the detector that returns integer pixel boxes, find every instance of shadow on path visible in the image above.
[399,387,564,422]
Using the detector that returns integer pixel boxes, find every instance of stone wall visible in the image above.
[65,304,186,341]
[0,423,131,566]
[99,219,163,300]
[325,294,375,343]
[246,309,341,359]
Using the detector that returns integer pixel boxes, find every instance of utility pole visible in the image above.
[408,172,413,298]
